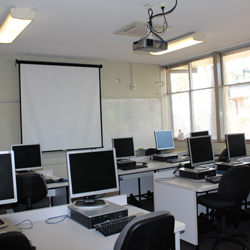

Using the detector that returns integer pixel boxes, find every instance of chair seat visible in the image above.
[198,192,235,210]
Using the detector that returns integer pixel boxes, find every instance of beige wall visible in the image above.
[0,55,162,178]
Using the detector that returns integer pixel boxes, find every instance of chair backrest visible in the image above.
[16,172,48,210]
[0,231,32,250]
[114,211,175,250]
[219,165,250,201]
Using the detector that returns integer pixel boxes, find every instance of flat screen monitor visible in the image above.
[188,135,214,167]
[66,148,119,209]
[225,133,247,161]
[190,130,209,137]
[112,137,135,159]
[0,151,17,205]
[11,144,42,172]
[154,130,174,151]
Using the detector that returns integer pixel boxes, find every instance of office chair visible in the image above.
[113,211,175,250]
[197,165,250,250]
[0,231,36,250]
[13,172,50,212]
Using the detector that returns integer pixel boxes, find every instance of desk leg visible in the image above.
[138,178,141,202]
[175,232,180,250]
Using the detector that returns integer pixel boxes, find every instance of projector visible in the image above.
[133,38,168,52]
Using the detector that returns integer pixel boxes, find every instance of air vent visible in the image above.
[114,21,173,38]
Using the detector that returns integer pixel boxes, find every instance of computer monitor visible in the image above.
[154,130,174,151]
[66,148,119,209]
[225,133,247,161]
[112,137,135,159]
[187,135,214,167]
[0,151,17,229]
[190,130,209,137]
[11,144,42,172]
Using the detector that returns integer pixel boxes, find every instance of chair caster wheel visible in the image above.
[243,236,249,241]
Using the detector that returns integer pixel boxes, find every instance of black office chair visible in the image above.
[113,211,175,250]
[198,165,250,250]
[13,172,50,212]
[0,231,36,250]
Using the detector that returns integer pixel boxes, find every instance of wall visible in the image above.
[0,55,162,178]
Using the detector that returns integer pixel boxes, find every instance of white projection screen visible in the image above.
[18,61,103,152]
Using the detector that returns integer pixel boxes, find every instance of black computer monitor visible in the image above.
[154,130,174,151]
[112,137,135,159]
[225,133,247,161]
[190,130,209,137]
[66,148,119,209]
[188,135,214,167]
[0,151,17,229]
[11,144,42,172]
[0,151,17,205]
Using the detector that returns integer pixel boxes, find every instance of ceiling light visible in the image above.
[0,7,36,44]
[150,32,206,55]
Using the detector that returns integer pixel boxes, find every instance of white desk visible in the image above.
[0,195,185,250]
[153,171,218,247]
[38,170,69,205]
[118,158,179,180]
[118,157,181,200]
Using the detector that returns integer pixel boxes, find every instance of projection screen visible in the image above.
[17,61,103,152]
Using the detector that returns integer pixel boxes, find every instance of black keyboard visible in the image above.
[120,165,147,171]
[205,175,221,183]
[94,215,136,236]
[45,178,55,184]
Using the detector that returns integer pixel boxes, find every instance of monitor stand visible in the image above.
[72,197,109,210]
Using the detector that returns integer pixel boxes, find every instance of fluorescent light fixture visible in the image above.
[0,7,36,43]
[150,32,206,55]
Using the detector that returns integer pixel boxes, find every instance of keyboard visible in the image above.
[45,178,55,184]
[94,215,136,236]
[205,175,221,183]
[120,165,148,171]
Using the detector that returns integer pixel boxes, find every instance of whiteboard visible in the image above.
[102,99,162,149]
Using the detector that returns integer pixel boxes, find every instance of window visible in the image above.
[168,57,217,139]
[222,47,250,138]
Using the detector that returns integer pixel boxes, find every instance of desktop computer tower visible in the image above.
[68,201,128,229]
[117,159,136,169]
[179,167,216,180]
[153,153,178,162]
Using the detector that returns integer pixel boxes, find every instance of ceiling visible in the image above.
[1,0,250,66]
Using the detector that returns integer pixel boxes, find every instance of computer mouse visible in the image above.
[58,178,64,182]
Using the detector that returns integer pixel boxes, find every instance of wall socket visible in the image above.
[132,85,136,90]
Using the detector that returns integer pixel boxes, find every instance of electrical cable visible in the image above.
[45,215,68,224]
[145,0,178,48]
[15,219,33,231]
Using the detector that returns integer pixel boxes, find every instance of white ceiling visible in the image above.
[1,0,250,66]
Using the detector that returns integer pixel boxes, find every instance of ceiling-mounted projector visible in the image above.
[133,38,168,52]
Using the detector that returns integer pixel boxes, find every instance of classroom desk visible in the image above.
[0,195,185,250]
[38,170,69,206]
[153,172,218,248]
[118,157,182,201]
[118,157,180,179]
